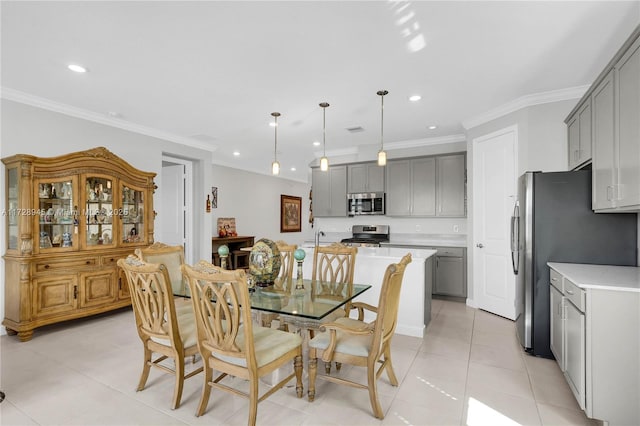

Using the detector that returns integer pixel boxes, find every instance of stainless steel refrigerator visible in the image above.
[512,170,637,359]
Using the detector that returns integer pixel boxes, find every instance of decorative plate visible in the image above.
[249,238,282,286]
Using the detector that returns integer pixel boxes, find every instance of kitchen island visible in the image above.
[301,246,437,337]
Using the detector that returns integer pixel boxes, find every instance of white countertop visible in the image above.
[300,246,437,261]
[547,262,640,293]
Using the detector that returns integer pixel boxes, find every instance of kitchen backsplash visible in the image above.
[313,216,467,236]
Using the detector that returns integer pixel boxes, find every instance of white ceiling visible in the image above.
[2,1,639,182]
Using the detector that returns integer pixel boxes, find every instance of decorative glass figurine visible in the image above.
[294,248,306,289]
[218,244,229,269]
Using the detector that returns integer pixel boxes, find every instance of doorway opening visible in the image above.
[161,155,194,264]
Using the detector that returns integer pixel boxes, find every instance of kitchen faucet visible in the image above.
[315,230,325,247]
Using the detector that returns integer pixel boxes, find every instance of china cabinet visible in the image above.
[2,147,156,341]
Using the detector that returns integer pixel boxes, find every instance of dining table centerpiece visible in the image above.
[249,238,282,287]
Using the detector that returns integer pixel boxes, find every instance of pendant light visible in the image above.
[319,102,330,171]
[271,112,281,175]
[377,90,388,166]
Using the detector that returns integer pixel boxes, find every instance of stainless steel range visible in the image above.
[340,225,389,247]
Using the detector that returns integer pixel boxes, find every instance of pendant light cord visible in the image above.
[377,90,388,152]
[380,93,384,151]
[319,102,329,157]
[274,114,278,159]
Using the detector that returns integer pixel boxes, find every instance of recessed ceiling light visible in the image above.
[67,64,87,73]
[313,141,320,146]
[428,125,437,130]
[233,151,240,156]
[290,167,296,172]
[409,95,422,102]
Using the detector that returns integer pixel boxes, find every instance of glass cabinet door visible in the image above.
[36,177,77,251]
[84,176,115,248]
[7,166,19,250]
[121,183,145,244]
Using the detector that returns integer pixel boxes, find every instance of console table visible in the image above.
[211,236,254,269]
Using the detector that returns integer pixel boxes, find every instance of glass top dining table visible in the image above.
[175,277,371,321]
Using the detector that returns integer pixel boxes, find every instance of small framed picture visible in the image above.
[280,194,302,233]
[212,187,218,208]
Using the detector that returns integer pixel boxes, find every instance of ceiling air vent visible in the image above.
[346,126,365,133]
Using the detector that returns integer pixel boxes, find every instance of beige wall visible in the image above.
[210,164,312,246]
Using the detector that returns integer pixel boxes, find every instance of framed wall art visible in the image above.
[280,194,302,232]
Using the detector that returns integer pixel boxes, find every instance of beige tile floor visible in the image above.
[0,299,598,425]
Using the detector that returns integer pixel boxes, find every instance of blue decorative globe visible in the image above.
[218,245,229,257]
[294,248,306,261]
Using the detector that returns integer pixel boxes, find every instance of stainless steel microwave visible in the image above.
[347,192,385,216]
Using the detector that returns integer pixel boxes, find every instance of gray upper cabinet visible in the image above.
[592,70,615,210]
[386,157,436,216]
[567,100,592,170]
[588,29,640,211]
[312,166,347,217]
[615,35,640,209]
[386,153,466,217]
[436,154,466,217]
[347,163,385,193]
[411,157,437,216]
[385,160,412,216]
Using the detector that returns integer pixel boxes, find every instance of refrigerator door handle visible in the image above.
[511,203,520,275]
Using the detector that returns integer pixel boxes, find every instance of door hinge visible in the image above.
[73,285,78,300]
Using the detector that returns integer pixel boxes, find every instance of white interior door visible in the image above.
[160,157,194,264]
[160,164,184,246]
[472,126,517,320]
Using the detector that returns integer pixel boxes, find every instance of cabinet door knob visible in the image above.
[476,243,484,248]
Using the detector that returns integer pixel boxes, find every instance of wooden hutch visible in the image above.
[2,147,156,341]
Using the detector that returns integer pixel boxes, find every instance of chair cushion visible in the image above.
[215,326,302,368]
[308,317,372,358]
[149,305,198,349]
[144,252,185,294]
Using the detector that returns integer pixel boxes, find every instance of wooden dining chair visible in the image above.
[313,243,357,323]
[307,253,412,419]
[311,243,358,320]
[182,260,303,426]
[135,242,186,295]
[275,240,296,283]
[117,255,202,409]
[258,241,297,329]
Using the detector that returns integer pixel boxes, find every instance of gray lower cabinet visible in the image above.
[548,264,640,426]
[432,247,467,298]
[312,166,347,217]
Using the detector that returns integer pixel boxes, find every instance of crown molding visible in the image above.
[462,85,589,130]
[383,134,467,150]
[313,134,466,158]
[1,87,216,152]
